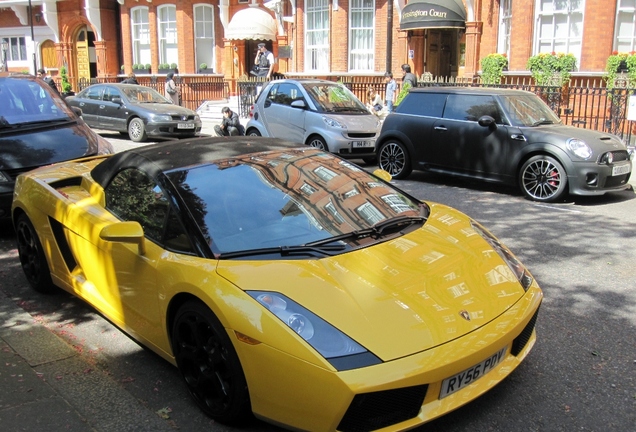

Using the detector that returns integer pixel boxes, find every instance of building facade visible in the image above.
[1,1,634,87]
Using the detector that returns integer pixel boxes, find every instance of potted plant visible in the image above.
[120,65,125,74]
[158,63,172,74]
[527,52,577,87]
[59,66,73,97]
[604,51,636,91]
[480,53,508,85]
[133,63,149,74]
[198,62,213,74]
[170,63,178,73]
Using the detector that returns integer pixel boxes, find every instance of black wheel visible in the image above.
[171,301,251,425]
[128,117,147,142]
[378,140,412,179]
[15,214,55,294]
[246,128,261,137]
[307,135,328,151]
[362,156,377,165]
[519,155,568,202]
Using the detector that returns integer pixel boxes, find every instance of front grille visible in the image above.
[170,114,197,121]
[603,173,630,188]
[597,150,630,163]
[337,385,428,432]
[346,132,376,139]
[511,307,540,356]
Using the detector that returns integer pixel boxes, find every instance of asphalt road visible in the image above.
[1,131,634,431]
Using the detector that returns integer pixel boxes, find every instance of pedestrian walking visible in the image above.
[165,72,179,105]
[385,72,397,113]
[37,68,59,94]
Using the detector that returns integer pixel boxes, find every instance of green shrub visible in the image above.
[527,52,577,86]
[60,66,72,93]
[480,53,508,85]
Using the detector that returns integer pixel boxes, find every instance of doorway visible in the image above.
[75,26,96,80]
[425,30,455,78]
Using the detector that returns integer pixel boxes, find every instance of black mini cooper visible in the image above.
[376,87,632,202]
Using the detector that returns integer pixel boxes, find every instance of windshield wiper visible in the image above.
[0,117,73,130]
[219,243,346,259]
[531,119,554,126]
[306,216,426,247]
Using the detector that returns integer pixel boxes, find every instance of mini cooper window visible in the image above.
[105,168,170,243]
[396,92,446,117]
[443,95,504,124]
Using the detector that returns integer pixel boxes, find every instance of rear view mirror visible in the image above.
[100,221,146,255]
[291,100,306,109]
[478,115,497,130]
[111,96,122,105]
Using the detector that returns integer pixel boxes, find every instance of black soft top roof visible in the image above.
[410,86,535,96]
[91,137,304,188]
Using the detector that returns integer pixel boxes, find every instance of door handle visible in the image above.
[99,105,105,109]
[434,126,447,131]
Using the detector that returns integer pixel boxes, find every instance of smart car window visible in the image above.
[396,93,446,117]
[270,83,297,106]
[443,95,503,123]
[104,168,169,243]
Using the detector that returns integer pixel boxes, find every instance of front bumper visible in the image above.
[323,131,377,159]
[567,159,632,196]
[234,284,543,431]
[145,121,202,138]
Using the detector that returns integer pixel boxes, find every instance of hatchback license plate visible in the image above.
[352,140,374,148]
[612,163,631,176]
[439,346,508,399]
[177,123,195,129]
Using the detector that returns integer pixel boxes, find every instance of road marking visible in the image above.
[533,204,582,213]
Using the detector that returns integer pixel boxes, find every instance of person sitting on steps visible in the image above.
[214,107,244,137]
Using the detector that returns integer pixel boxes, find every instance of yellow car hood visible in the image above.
[218,204,528,361]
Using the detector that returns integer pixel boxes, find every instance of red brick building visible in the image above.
[0,1,631,87]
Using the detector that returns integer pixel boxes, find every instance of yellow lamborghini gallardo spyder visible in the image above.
[12,137,542,431]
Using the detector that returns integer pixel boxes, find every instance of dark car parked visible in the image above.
[66,83,202,142]
[376,87,633,202]
[0,73,113,219]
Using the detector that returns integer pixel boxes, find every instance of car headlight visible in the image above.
[322,116,346,129]
[471,221,533,291]
[248,291,381,370]
[194,115,200,122]
[0,171,11,184]
[566,138,592,159]
[149,113,172,122]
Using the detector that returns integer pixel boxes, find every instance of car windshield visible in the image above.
[498,94,562,127]
[303,83,369,113]
[0,77,73,127]
[121,86,169,104]
[165,149,428,255]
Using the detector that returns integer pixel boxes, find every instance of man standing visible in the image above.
[214,107,244,136]
[384,72,397,113]
[253,43,275,79]
[401,64,417,89]
[37,68,59,94]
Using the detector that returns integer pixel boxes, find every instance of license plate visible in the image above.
[177,123,195,129]
[612,163,631,176]
[439,346,508,399]
[352,140,374,148]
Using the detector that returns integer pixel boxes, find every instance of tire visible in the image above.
[171,301,251,425]
[307,135,328,152]
[246,128,261,137]
[128,117,147,142]
[378,140,412,179]
[519,155,568,202]
[15,214,55,294]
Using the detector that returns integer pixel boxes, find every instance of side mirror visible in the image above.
[478,115,497,130]
[100,221,146,255]
[71,106,83,117]
[111,96,123,105]
[291,99,307,109]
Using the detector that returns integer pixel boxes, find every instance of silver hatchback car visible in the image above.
[246,79,381,160]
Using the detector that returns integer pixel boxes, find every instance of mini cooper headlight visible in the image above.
[322,116,346,129]
[566,138,593,160]
[471,221,533,291]
[248,291,381,370]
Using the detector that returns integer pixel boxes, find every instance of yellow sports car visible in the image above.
[12,137,543,431]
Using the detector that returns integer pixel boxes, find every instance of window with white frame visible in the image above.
[305,0,329,72]
[2,37,27,61]
[131,7,151,66]
[158,5,178,66]
[349,0,374,71]
[194,4,215,71]
[498,0,512,57]
[614,0,636,52]
[534,0,584,63]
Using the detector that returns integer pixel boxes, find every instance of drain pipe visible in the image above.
[386,0,393,73]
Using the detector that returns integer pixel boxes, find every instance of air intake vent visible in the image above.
[511,307,540,356]
[337,384,428,432]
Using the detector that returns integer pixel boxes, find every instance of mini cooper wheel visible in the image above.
[519,155,568,202]
[378,140,412,179]
[128,118,147,142]
[15,214,55,293]
[246,128,261,137]
[307,135,328,152]
[172,301,250,425]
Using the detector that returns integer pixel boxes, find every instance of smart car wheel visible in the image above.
[246,128,261,137]
[378,140,412,179]
[15,214,55,294]
[128,118,147,142]
[307,135,328,151]
[172,301,250,425]
[519,155,568,202]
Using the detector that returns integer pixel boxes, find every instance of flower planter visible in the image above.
[133,68,150,75]
[198,68,214,74]
[159,68,178,75]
